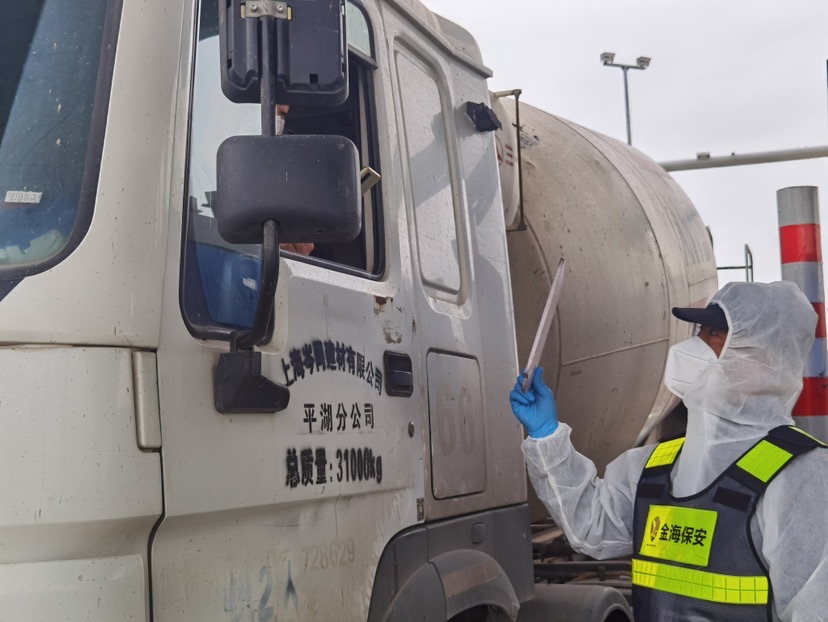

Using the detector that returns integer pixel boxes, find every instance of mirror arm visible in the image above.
[231,12,279,352]
[231,219,279,351]
[260,15,276,137]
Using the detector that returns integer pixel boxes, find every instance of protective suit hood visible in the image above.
[672,281,817,496]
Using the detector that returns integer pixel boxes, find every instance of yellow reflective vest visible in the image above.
[632,425,825,621]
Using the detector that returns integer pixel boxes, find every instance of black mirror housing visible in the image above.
[215,134,361,245]
[275,0,348,106]
[220,0,348,106]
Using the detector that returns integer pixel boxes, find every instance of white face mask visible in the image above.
[664,336,717,398]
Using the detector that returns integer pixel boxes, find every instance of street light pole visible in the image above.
[600,53,650,146]
[622,67,631,145]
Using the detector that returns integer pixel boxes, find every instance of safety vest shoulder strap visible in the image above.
[768,424,827,449]
[729,425,825,492]
[640,426,823,491]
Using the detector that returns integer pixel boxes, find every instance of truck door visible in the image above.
[381,4,525,522]
[151,1,423,620]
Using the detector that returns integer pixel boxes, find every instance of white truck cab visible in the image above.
[0,0,536,619]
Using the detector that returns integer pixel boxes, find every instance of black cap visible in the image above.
[672,303,729,331]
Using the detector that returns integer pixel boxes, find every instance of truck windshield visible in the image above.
[0,0,113,272]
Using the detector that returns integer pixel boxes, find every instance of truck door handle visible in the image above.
[384,351,413,397]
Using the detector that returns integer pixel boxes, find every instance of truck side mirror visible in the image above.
[215,134,361,245]
[214,0,352,415]
[220,0,348,106]
[211,134,361,415]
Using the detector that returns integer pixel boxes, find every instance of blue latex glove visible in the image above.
[509,367,559,438]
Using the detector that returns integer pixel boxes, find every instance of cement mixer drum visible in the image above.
[494,97,718,473]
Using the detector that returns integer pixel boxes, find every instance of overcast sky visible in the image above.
[422,0,828,286]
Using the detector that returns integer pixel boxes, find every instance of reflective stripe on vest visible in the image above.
[737,440,793,482]
[644,437,685,468]
[632,559,769,605]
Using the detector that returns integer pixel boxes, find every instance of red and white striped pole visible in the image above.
[778,186,828,440]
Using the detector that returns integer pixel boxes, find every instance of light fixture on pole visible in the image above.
[601,52,651,145]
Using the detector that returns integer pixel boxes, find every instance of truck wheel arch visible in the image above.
[375,549,519,622]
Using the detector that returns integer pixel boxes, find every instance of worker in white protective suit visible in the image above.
[510,281,828,622]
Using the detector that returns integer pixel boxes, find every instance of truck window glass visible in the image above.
[396,51,461,296]
[182,0,382,338]
[0,0,117,276]
[346,2,372,58]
